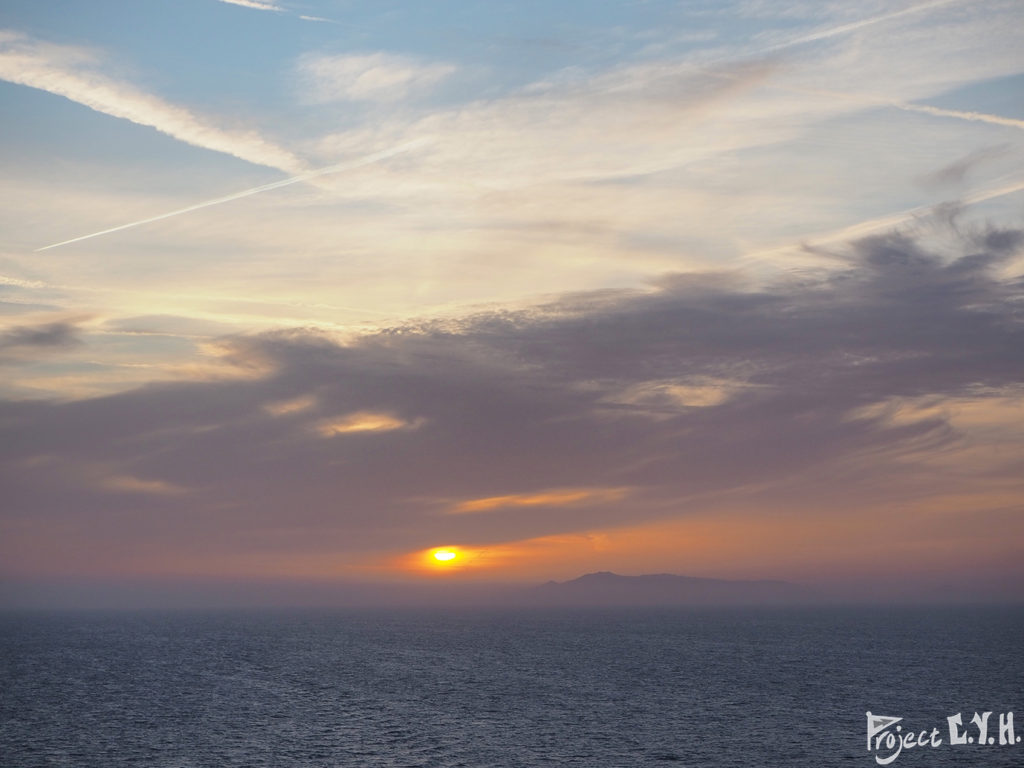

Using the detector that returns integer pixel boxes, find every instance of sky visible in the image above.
[1,0,1023,606]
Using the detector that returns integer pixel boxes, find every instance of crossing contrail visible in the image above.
[764,0,962,53]
[36,139,427,252]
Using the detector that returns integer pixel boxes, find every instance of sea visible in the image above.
[1,606,1022,767]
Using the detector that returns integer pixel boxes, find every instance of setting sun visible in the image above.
[399,545,494,576]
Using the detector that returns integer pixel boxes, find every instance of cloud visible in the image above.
[297,52,455,103]
[451,487,629,514]
[299,1,1022,259]
[103,314,238,339]
[217,0,283,11]
[264,394,316,416]
[0,31,304,174]
[0,320,81,350]
[100,474,188,496]
[0,274,46,289]
[216,0,333,22]
[0,319,85,367]
[1,216,1021,583]
[7,1,1022,367]
[919,145,1010,188]
[316,411,419,436]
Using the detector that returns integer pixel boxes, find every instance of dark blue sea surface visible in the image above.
[1,606,1022,767]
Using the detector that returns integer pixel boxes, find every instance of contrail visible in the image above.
[891,102,1024,130]
[36,139,427,252]
[765,0,962,54]
[756,76,1024,133]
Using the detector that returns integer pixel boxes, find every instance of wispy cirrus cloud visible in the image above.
[0,30,305,174]
[217,0,284,11]
[215,0,333,22]
[316,411,421,437]
[298,52,456,103]
[100,473,189,496]
[452,487,630,515]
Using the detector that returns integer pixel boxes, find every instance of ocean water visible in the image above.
[1,606,1022,767]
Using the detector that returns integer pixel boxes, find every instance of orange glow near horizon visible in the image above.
[387,489,1024,586]
[7,490,1020,589]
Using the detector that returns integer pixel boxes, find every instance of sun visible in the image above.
[412,545,479,574]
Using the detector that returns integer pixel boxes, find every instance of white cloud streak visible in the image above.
[0,274,46,288]
[298,52,455,102]
[216,0,333,22]
[35,140,428,252]
[0,31,305,174]
[217,0,284,11]
[893,101,1024,131]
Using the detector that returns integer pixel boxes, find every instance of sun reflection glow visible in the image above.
[432,548,458,562]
